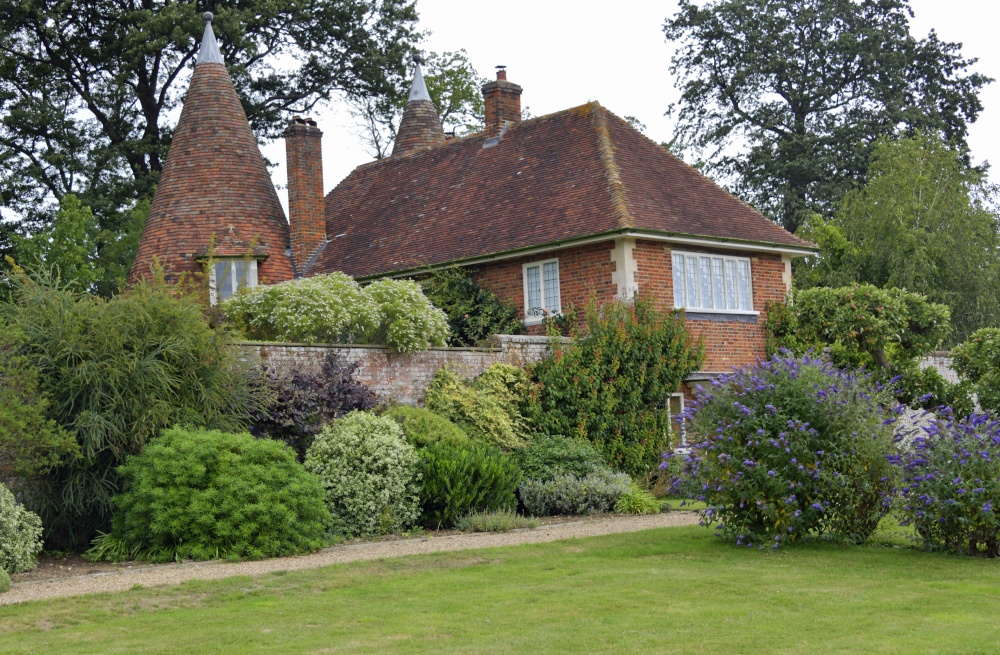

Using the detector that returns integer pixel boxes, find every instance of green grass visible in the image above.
[2,526,1000,654]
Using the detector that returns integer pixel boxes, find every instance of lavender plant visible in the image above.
[896,412,1000,557]
[670,353,898,549]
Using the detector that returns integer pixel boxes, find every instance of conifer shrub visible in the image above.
[0,484,44,574]
[896,412,1000,557]
[250,353,377,460]
[304,412,421,537]
[528,296,703,477]
[519,471,631,517]
[425,365,530,450]
[2,272,270,550]
[417,266,524,346]
[223,273,449,353]
[93,427,329,562]
[673,353,898,549]
[384,405,469,449]
[417,443,521,528]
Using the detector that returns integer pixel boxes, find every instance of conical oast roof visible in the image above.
[131,15,294,286]
[391,56,445,157]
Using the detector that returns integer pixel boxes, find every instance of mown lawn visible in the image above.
[2,525,999,654]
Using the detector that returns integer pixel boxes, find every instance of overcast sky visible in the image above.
[261,0,1000,208]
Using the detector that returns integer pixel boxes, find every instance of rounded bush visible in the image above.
[106,427,330,562]
[674,353,898,549]
[418,443,522,528]
[0,568,9,593]
[384,405,469,448]
[519,471,631,517]
[616,485,662,515]
[514,434,609,482]
[425,367,528,450]
[897,413,1000,557]
[0,484,43,574]
[304,412,421,537]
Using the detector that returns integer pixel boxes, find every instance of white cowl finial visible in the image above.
[197,12,225,65]
[407,55,432,103]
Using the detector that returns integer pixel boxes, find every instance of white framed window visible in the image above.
[210,259,258,304]
[667,393,688,452]
[671,250,754,313]
[522,258,561,323]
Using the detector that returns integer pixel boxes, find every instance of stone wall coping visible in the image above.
[237,340,502,353]
[488,334,570,345]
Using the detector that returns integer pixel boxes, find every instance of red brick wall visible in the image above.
[633,240,786,372]
[285,118,326,270]
[482,71,522,137]
[474,242,618,335]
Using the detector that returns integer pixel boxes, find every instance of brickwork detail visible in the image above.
[632,240,787,372]
[473,242,619,335]
[482,70,522,137]
[284,118,326,271]
[242,335,561,405]
[392,100,445,156]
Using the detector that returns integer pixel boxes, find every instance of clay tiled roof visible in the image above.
[312,102,813,279]
[131,21,294,285]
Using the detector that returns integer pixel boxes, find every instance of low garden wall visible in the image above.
[239,335,562,405]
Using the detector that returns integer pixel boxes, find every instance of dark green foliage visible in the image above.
[664,0,989,233]
[2,271,272,550]
[951,329,1000,414]
[0,568,9,593]
[0,332,77,478]
[800,134,1000,342]
[676,354,898,548]
[766,285,969,411]
[417,443,521,529]
[94,427,329,562]
[418,267,524,346]
[250,353,377,460]
[528,296,703,478]
[513,434,609,482]
[384,405,469,448]
[518,472,631,517]
[0,0,419,260]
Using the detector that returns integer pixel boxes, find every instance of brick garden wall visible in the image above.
[240,335,562,406]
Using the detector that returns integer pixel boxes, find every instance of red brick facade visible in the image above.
[474,242,619,335]
[474,237,789,370]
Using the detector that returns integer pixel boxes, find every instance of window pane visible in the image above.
[738,259,751,311]
[725,259,738,310]
[685,254,699,308]
[542,262,560,313]
[699,257,712,309]
[214,262,233,301]
[672,254,686,308]
[526,265,542,316]
[712,258,725,310]
[234,261,248,292]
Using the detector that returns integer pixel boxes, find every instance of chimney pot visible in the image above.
[482,67,522,138]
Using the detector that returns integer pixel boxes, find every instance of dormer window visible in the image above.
[210,259,258,304]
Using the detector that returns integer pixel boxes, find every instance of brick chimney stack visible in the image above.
[284,116,326,272]
[482,66,522,137]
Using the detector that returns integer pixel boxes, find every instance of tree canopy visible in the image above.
[798,133,1000,342]
[0,0,419,260]
[663,0,990,233]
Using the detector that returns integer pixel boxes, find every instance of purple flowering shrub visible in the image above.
[669,353,898,549]
[897,413,1000,557]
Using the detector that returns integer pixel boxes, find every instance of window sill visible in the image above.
[682,310,759,324]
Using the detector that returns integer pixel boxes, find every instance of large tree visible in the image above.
[0,0,419,258]
[803,133,1000,343]
[663,0,990,233]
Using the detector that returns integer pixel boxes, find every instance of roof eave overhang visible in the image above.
[354,228,817,281]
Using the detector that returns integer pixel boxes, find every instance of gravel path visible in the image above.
[1,512,699,606]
